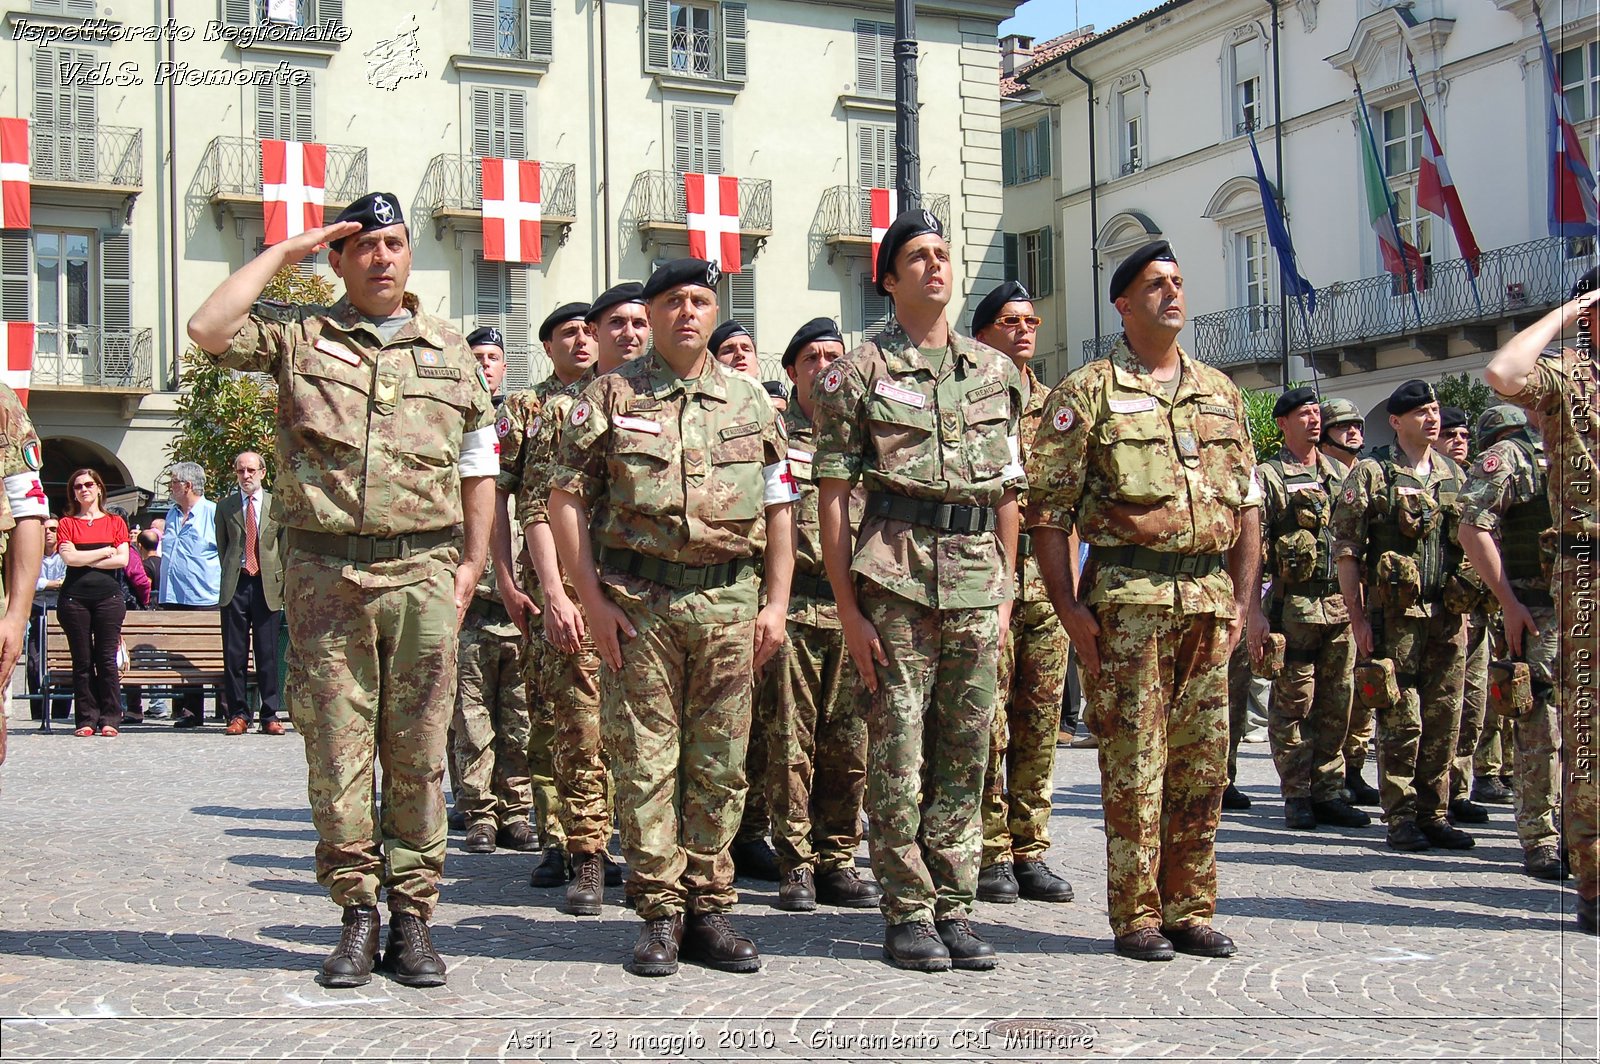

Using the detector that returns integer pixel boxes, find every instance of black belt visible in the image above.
[1517,587,1555,609]
[288,527,456,563]
[866,491,997,534]
[1284,578,1340,597]
[468,597,511,623]
[791,570,835,602]
[600,546,752,591]
[1087,544,1225,578]
[1559,533,1598,557]
[1016,532,1033,559]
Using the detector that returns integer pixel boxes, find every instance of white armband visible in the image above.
[1243,467,1263,507]
[4,471,46,519]
[1001,434,1026,482]
[763,460,801,506]
[458,426,500,478]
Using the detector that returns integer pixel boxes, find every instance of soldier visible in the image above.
[1318,396,1379,805]
[0,383,47,768]
[1330,379,1473,854]
[1485,271,1600,934]
[1026,239,1261,963]
[970,280,1075,905]
[550,258,797,976]
[710,320,761,378]
[187,194,497,987]
[1456,405,1563,881]
[1256,388,1367,832]
[812,209,1024,973]
[451,326,536,856]
[1439,407,1471,464]
[762,316,883,912]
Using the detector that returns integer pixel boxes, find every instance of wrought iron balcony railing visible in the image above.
[625,170,773,234]
[32,326,153,390]
[195,136,367,206]
[817,187,952,242]
[1081,333,1120,363]
[416,154,577,221]
[30,123,142,188]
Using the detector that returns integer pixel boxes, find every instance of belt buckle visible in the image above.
[347,538,376,565]
[661,560,689,588]
[1175,554,1201,577]
[372,538,401,562]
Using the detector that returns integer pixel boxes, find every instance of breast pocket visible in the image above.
[1196,412,1249,507]
[609,427,679,517]
[289,346,373,452]
[962,393,1012,482]
[399,376,475,468]
[707,430,764,522]
[867,399,935,478]
[1097,414,1178,505]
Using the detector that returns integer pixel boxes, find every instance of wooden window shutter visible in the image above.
[1001,126,1017,186]
[644,0,671,74]
[705,109,724,176]
[1035,117,1051,177]
[292,74,315,141]
[222,0,252,27]
[1003,233,1018,282]
[527,0,554,60]
[507,91,527,160]
[729,264,756,345]
[0,235,31,322]
[470,0,497,54]
[672,107,694,174]
[1037,227,1054,297]
[503,263,532,390]
[721,2,748,82]
[100,232,133,335]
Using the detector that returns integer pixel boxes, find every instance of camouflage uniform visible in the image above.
[984,363,1070,866]
[1259,448,1355,802]
[810,322,1024,926]
[552,350,791,920]
[208,294,495,920]
[1329,445,1469,831]
[763,402,870,877]
[1450,614,1491,804]
[1456,432,1558,858]
[0,383,42,768]
[1025,338,1257,938]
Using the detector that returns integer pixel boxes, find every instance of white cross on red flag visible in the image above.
[0,118,31,231]
[869,188,898,281]
[261,139,326,245]
[0,322,34,407]
[684,172,741,273]
[481,158,543,264]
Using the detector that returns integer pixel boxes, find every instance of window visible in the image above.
[474,255,533,391]
[1391,183,1432,269]
[1232,40,1263,134]
[855,123,895,227]
[1559,43,1600,122]
[30,0,96,13]
[1115,86,1145,175]
[256,77,315,140]
[1003,228,1054,297]
[1382,101,1423,177]
[220,0,343,29]
[23,228,131,376]
[32,48,97,181]
[471,87,528,160]
[854,20,896,97]
[469,0,555,61]
[644,0,747,83]
[860,273,891,336]
[672,106,725,175]
[1002,118,1051,186]
[1237,228,1272,332]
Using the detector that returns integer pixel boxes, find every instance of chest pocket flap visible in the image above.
[1098,412,1178,505]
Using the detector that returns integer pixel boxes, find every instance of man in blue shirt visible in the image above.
[161,461,221,728]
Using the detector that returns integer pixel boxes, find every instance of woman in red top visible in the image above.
[56,468,131,737]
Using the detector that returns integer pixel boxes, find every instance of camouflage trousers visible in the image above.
[536,634,613,856]
[1269,617,1355,801]
[1085,604,1229,937]
[520,633,563,850]
[1372,608,1466,828]
[283,546,457,921]
[1226,640,1249,782]
[766,620,869,874]
[983,597,1069,864]
[1555,555,1599,904]
[1449,619,1490,803]
[1476,711,1511,780]
[1511,605,1560,853]
[735,675,773,845]
[450,609,532,829]
[859,581,998,926]
[599,609,752,920]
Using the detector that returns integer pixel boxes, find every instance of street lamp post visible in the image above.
[894,0,921,212]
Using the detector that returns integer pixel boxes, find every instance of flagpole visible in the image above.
[1355,78,1424,329]
[1246,125,1320,390]
[1407,49,1482,315]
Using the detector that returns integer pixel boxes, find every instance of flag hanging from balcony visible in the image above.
[0,118,30,231]
[1355,82,1427,298]
[261,139,326,246]
[684,173,741,273]
[481,158,543,264]
[1244,129,1316,314]
[1534,6,1599,238]
[1407,53,1482,277]
[0,321,33,407]
[869,188,898,282]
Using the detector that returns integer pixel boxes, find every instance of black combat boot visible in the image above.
[1014,860,1074,902]
[934,917,998,971]
[565,853,605,916]
[814,866,882,908]
[1283,797,1317,831]
[382,913,446,987]
[528,847,570,888]
[496,821,538,851]
[731,837,781,882]
[682,913,761,972]
[1345,764,1381,806]
[883,920,951,972]
[1419,818,1474,849]
[318,906,380,988]
[975,861,1019,903]
[776,867,817,912]
[1448,797,1490,824]
[1221,783,1252,810]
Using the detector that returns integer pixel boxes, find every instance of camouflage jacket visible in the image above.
[510,368,598,605]
[783,401,864,630]
[551,348,791,624]
[209,293,495,547]
[810,321,1025,610]
[0,383,42,568]
[1025,337,1258,617]
[1506,347,1598,540]
[1457,434,1551,596]
[1260,446,1348,626]
[1015,361,1049,604]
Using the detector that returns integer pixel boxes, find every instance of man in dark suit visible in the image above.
[216,451,286,735]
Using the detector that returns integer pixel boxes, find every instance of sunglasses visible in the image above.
[994,315,1042,329]
[72,482,97,491]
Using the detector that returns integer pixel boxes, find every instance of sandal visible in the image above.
[74,726,95,737]
[100,726,119,738]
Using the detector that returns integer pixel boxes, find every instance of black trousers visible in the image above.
[221,572,283,723]
[57,593,125,731]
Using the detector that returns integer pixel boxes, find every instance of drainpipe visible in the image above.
[1270,0,1289,384]
[598,0,613,281]
[1064,51,1099,364]
[166,0,180,389]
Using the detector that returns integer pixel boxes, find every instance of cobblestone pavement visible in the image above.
[1,710,1595,1063]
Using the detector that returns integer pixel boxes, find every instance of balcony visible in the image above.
[816,187,952,263]
[1189,236,1597,377]
[31,327,153,394]
[196,136,367,232]
[27,123,142,218]
[1081,334,1119,363]
[415,154,577,243]
[624,170,772,253]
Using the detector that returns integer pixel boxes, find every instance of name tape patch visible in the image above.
[874,379,927,409]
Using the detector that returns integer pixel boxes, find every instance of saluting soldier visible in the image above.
[811,209,1024,973]
[1329,379,1473,855]
[550,259,797,976]
[186,194,498,988]
[970,280,1075,906]
[0,382,47,768]
[1026,240,1261,963]
[1485,271,1600,934]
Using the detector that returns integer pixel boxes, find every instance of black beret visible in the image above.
[874,208,945,296]
[466,326,504,350]
[1439,405,1468,432]
[762,380,788,401]
[1386,379,1437,416]
[538,302,590,342]
[782,317,844,368]
[971,281,1033,336]
[1573,266,1600,300]
[584,282,646,324]
[710,320,750,354]
[1272,386,1318,419]
[1108,239,1178,302]
[329,192,405,251]
[642,258,721,301]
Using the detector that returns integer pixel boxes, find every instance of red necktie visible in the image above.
[244,495,260,577]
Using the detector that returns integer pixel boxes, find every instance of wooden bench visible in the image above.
[39,609,228,733]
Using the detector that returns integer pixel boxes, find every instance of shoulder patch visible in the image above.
[22,440,40,471]
[570,399,592,427]
[1053,406,1075,432]
[495,414,512,439]
[1478,452,1501,475]
[1343,487,1356,504]
[476,368,491,393]
[529,415,542,438]
[821,367,844,395]
[775,416,788,440]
